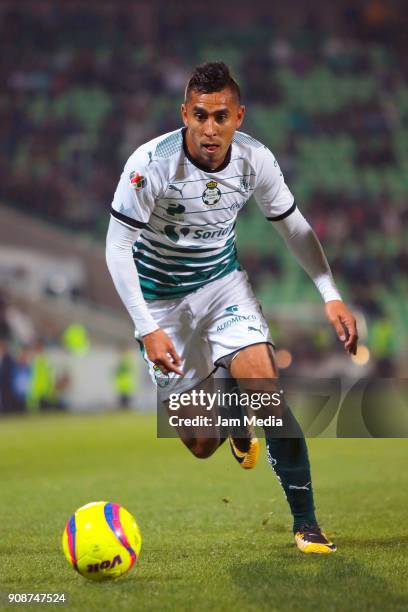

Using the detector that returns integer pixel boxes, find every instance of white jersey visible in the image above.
[111,128,295,300]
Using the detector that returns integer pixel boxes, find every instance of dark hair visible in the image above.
[185,61,241,103]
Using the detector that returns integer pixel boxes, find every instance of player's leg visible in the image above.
[229,344,318,528]
[230,343,336,553]
[200,269,279,469]
[178,435,226,459]
[165,416,224,458]
[213,359,260,468]
[139,297,227,459]
[163,376,227,459]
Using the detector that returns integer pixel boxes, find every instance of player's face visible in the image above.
[181,88,245,170]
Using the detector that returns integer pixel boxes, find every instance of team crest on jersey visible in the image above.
[129,171,146,191]
[202,180,221,206]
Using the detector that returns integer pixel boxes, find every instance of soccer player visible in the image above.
[106,62,358,554]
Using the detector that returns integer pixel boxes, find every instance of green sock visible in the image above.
[264,408,318,533]
[222,380,251,452]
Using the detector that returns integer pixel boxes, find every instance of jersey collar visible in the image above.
[182,127,231,173]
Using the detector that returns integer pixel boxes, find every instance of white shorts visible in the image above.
[138,269,273,400]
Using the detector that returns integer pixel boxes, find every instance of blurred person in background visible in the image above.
[11,345,33,413]
[106,61,358,554]
[0,334,16,414]
[0,294,17,413]
[113,345,139,410]
[0,293,35,347]
[26,340,56,412]
[62,322,90,356]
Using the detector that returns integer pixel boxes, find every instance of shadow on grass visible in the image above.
[229,553,408,611]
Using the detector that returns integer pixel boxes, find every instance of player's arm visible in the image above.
[253,146,358,354]
[106,150,183,375]
[106,218,183,375]
[272,208,358,354]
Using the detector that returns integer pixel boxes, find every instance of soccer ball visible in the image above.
[62,501,142,581]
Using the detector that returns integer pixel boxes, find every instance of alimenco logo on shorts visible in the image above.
[217,305,257,332]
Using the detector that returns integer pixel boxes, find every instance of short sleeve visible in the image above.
[253,146,296,221]
[110,149,158,229]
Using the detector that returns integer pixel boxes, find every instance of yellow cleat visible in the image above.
[229,435,260,469]
[295,524,337,554]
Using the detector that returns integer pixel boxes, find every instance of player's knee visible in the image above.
[186,438,218,459]
[230,343,279,379]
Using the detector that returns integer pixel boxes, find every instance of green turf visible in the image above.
[0,412,407,612]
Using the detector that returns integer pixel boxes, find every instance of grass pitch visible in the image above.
[0,412,407,612]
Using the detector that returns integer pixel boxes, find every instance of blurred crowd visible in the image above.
[0,292,63,413]
[0,291,141,413]
[0,292,139,415]
[1,1,406,371]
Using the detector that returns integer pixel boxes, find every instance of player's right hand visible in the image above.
[142,328,184,376]
[325,300,359,355]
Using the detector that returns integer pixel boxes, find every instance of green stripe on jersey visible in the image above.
[134,239,235,265]
[135,227,239,300]
[134,248,234,273]
[137,257,240,300]
[136,252,237,286]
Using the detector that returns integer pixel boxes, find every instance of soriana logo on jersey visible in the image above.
[129,171,147,191]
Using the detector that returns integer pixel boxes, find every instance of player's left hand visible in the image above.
[325,300,358,355]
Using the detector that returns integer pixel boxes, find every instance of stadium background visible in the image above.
[1,3,408,611]
[0,0,408,411]
[1,0,407,412]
